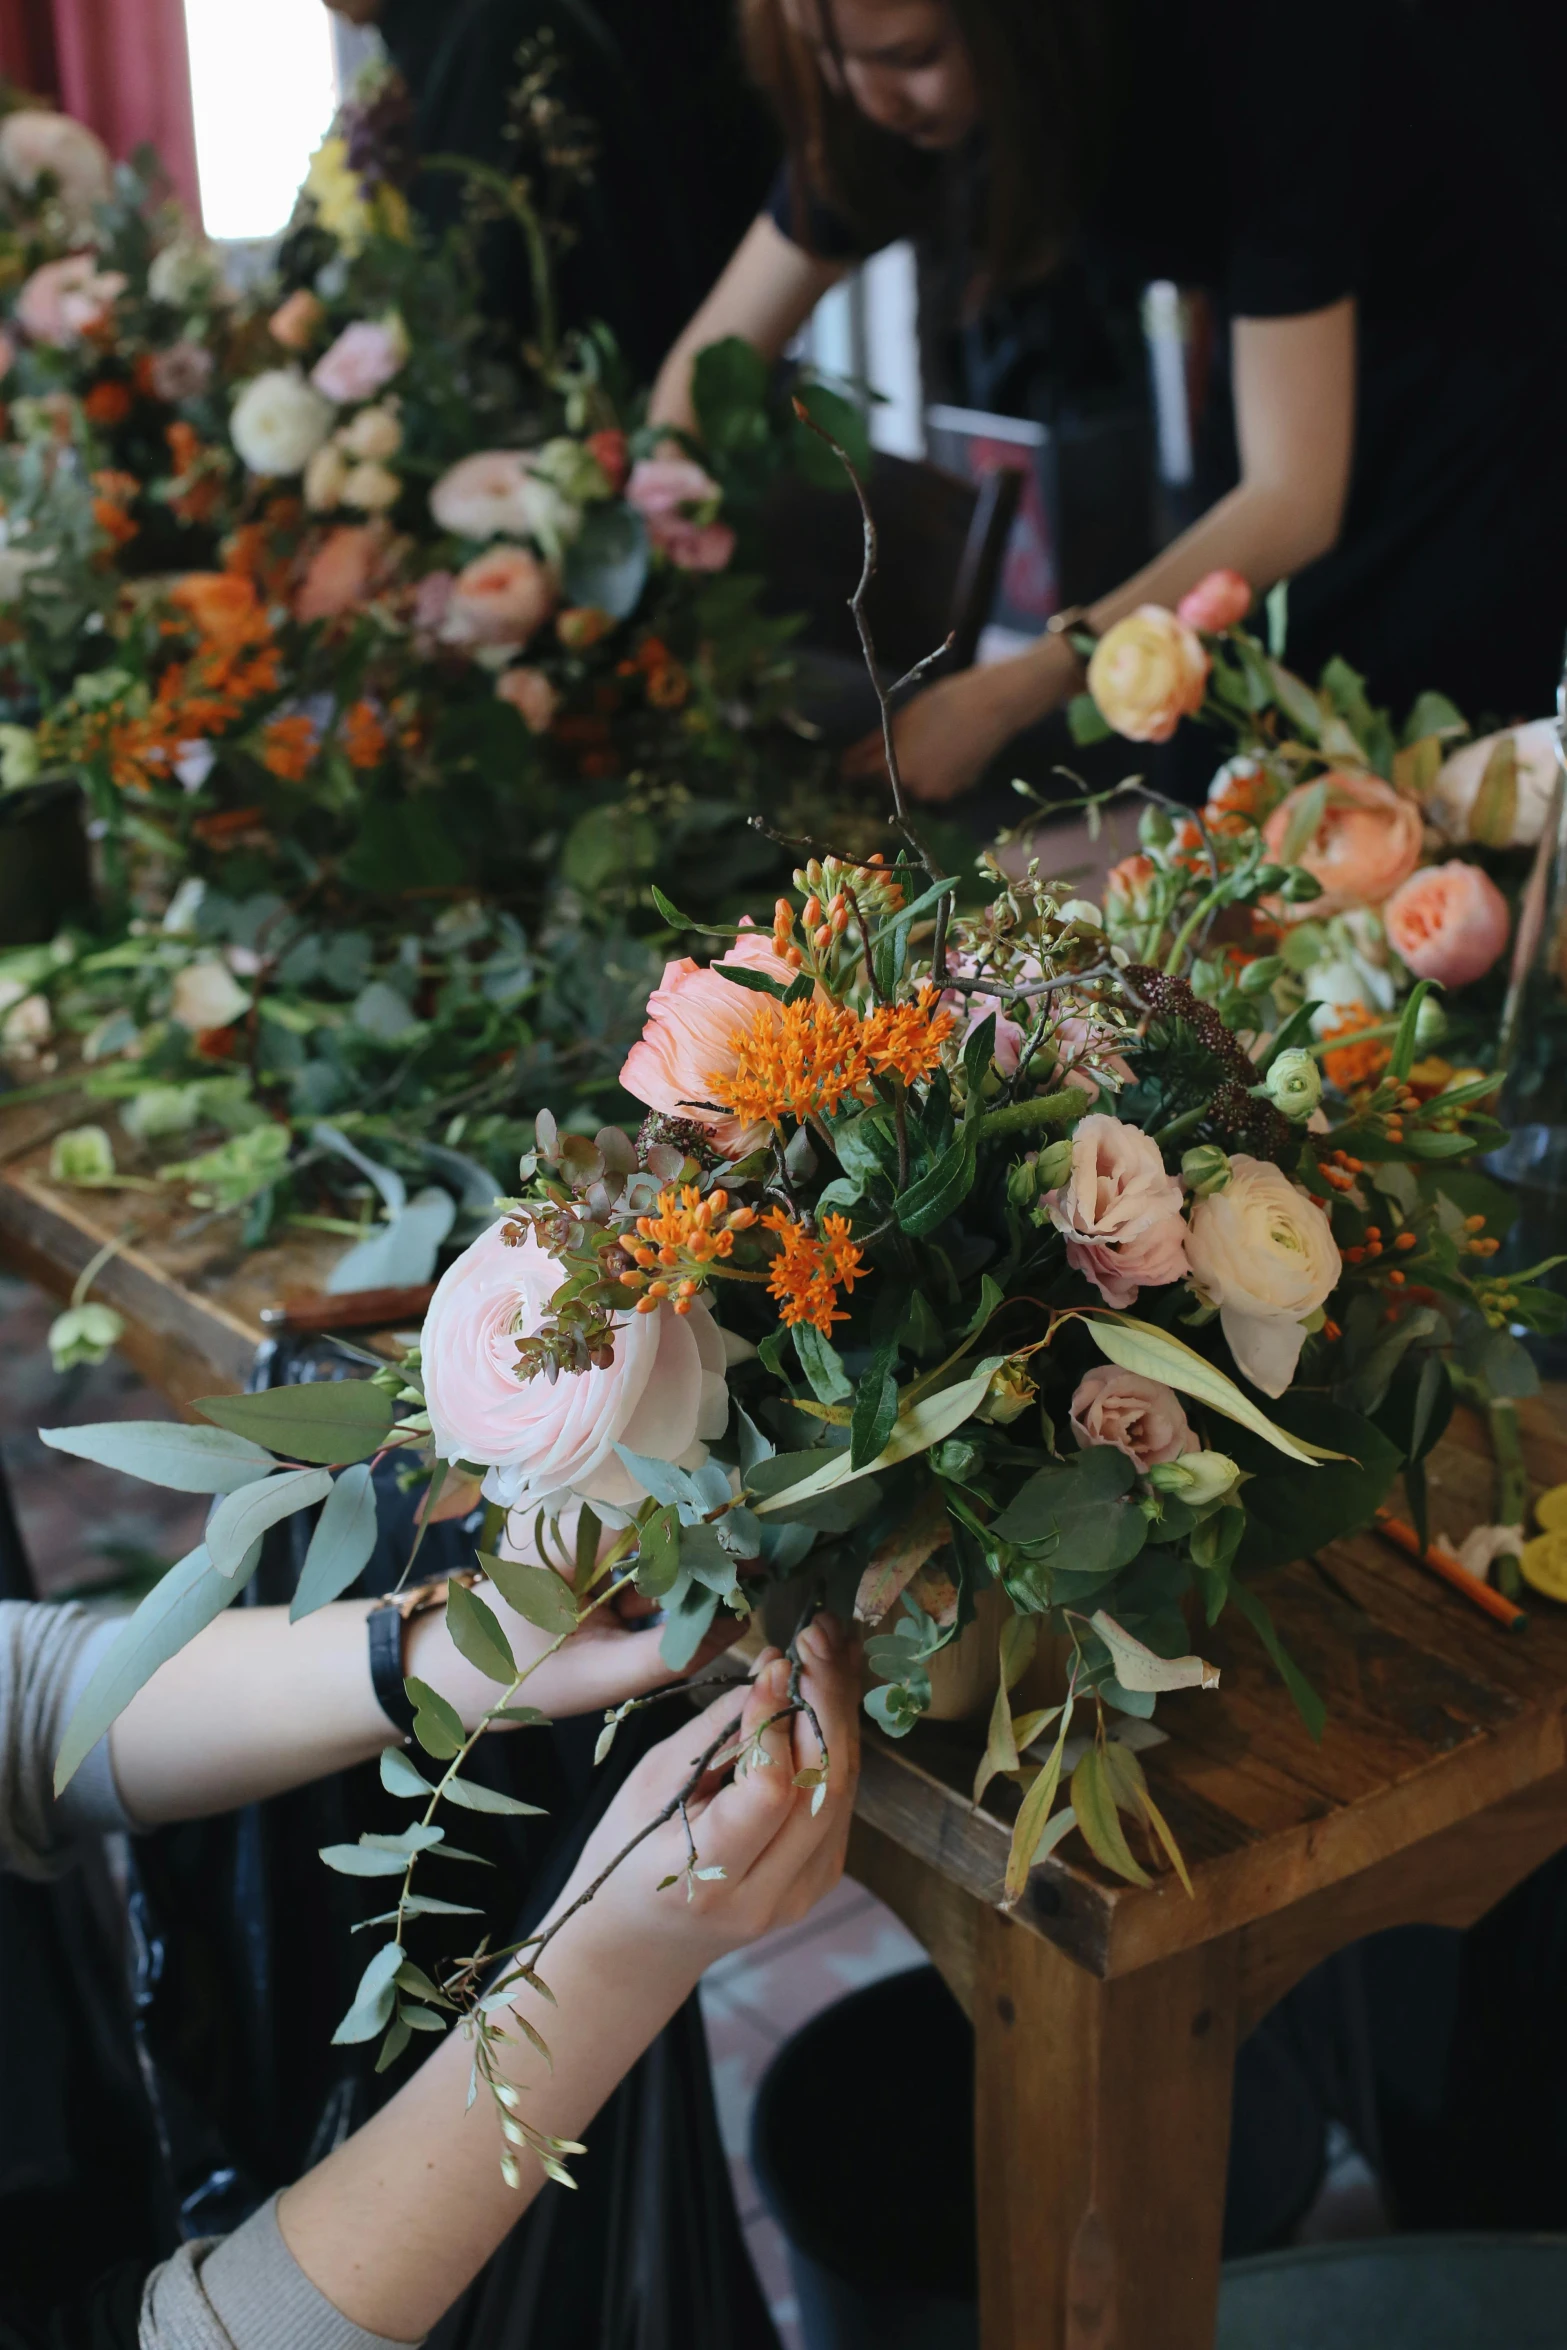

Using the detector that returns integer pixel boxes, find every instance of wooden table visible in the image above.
[7,1089,1567,2350]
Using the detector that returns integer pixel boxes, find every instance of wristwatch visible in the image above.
[367,1573,479,1741]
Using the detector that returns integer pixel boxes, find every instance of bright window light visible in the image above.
[184,0,339,241]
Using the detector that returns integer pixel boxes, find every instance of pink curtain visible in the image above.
[0,0,201,219]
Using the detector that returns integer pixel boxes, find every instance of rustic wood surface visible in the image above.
[10,1092,1567,2349]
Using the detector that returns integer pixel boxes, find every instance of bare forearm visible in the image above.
[648,214,845,433]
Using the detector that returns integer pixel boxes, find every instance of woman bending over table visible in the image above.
[651,0,1567,799]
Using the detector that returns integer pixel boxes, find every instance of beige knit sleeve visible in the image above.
[141,2196,425,2350]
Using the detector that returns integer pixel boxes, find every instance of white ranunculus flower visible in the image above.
[1186,1156,1341,1397]
[0,110,111,227]
[170,958,251,1033]
[230,368,334,477]
[147,237,224,310]
[1430,719,1560,850]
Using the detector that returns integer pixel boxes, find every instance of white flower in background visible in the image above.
[304,439,348,513]
[338,403,402,462]
[147,237,225,310]
[170,958,251,1033]
[173,740,216,793]
[230,368,334,477]
[0,984,51,1053]
[341,458,401,513]
[0,110,111,227]
[1430,719,1560,849]
[0,722,39,788]
[1186,1156,1341,1397]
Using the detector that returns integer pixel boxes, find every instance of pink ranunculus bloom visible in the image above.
[496,663,558,734]
[429,448,535,541]
[294,523,392,623]
[1176,568,1253,633]
[1263,771,1422,915]
[17,253,126,347]
[439,544,554,650]
[269,288,323,351]
[620,928,800,1158]
[1044,1112,1189,1309]
[421,1220,730,1517]
[1383,860,1511,989]
[1070,1365,1194,1470]
[148,340,214,403]
[310,316,406,405]
[625,456,735,571]
[659,517,737,573]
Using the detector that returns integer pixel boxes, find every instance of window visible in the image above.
[183,0,339,243]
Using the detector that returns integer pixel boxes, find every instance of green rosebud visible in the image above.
[1006,1154,1040,1208]
[1252,862,1289,894]
[1034,1138,1075,1191]
[1280,866,1325,904]
[47,1301,126,1373]
[975,1356,1038,1426]
[1414,993,1448,1048]
[1147,1450,1241,1508]
[1181,1143,1232,1197]
[1237,954,1285,997]
[1262,1046,1323,1123]
[48,1124,115,1186]
[1138,804,1175,851]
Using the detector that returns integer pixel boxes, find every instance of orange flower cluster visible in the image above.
[164,421,225,526]
[623,1185,758,1314]
[84,378,132,428]
[91,468,139,551]
[1320,1003,1391,1091]
[260,712,318,781]
[618,634,687,710]
[340,699,388,769]
[223,496,303,603]
[761,1207,867,1334]
[709,987,957,1128]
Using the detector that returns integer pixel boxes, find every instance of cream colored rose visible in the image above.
[1186,1155,1341,1397]
[0,110,111,227]
[1087,606,1210,743]
[231,368,333,476]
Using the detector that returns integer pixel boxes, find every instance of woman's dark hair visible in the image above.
[741,0,1125,293]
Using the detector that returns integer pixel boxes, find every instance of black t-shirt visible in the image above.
[769,0,1567,725]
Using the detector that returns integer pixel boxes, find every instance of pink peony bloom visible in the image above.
[496,664,558,734]
[148,340,214,403]
[620,928,800,1158]
[1176,568,1253,632]
[439,544,554,650]
[294,523,392,623]
[626,456,735,572]
[17,253,126,347]
[1263,772,1422,915]
[421,1220,729,1516]
[310,316,406,405]
[1070,1365,1194,1469]
[269,288,323,351]
[1044,1113,1188,1309]
[1383,860,1511,989]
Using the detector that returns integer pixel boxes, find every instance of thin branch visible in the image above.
[842,884,887,1005]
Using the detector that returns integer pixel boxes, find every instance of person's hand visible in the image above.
[841,640,1078,805]
[537,1618,860,1993]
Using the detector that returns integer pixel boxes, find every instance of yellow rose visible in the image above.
[1087,606,1210,743]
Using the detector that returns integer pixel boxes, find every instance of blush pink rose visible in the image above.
[17,253,126,346]
[1176,568,1253,632]
[496,664,558,734]
[429,449,535,540]
[1044,1113,1188,1309]
[1263,772,1423,915]
[620,928,799,1157]
[310,317,406,405]
[422,1220,729,1516]
[1383,860,1511,988]
[1070,1365,1194,1469]
[269,288,323,350]
[1086,607,1209,743]
[439,544,554,649]
[626,456,736,572]
[294,523,391,623]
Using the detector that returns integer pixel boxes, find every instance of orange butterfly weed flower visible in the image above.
[708,987,956,1130]
[862,986,957,1085]
[1320,1002,1392,1092]
[91,468,139,550]
[341,698,388,769]
[260,712,318,782]
[761,1208,867,1334]
[626,1185,759,1314]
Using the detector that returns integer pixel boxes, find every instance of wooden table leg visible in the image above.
[974,1909,1238,2350]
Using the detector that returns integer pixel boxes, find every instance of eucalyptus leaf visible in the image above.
[445,1580,517,1683]
[1089,1610,1218,1694]
[196,1381,396,1465]
[38,1419,273,1494]
[441,1775,548,1817]
[380,1747,432,1799]
[327,1188,456,1295]
[332,1942,404,2045]
[753,1361,1001,1516]
[207,1466,332,1578]
[292,1461,378,1619]
[479,1550,578,1636]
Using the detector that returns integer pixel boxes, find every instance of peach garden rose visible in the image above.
[1262,772,1421,915]
[1043,1113,1188,1309]
[1087,607,1210,743]
[1186,1156,1341,1397]
[439,545,554,650]
[1383,860,1511,988]
[1176,568,1252,633]
[422,1220,729,1518]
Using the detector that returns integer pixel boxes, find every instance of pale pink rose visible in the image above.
[1176,568,1252,632]
[421,1219,729,1516]
[0,111,111,226]
[1383,861,1511,989]
[310,317,406,405]
[439,544,554,650]
[429,448,535,540]
[1186,1156,1341,1397]
[496,664,558,734]
[1263,772,1422,915]
[269,288,323,350]
[626,456,735,571]
[620,928,800,1157]
[17,253,126,347]
[294,523,391,623]
[148,340,213,403]
[1044,1113,1188,1309]
[1086,607,1209,743]
[1070,1365,1194,1470]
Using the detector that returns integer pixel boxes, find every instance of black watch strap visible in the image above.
[368,1600,417,1741]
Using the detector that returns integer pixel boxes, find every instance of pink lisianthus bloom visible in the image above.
[310,316,406,405]
[1044,1113,1189,1309]
[1263,772,1422,915]
[269,288,323,351]
[439,544,554,650]
[0,110,111,226]
[620,928,799,1157]
[626,456,736,572]
[1383,860,1511,988]
[496,664,558,734]
[421,1220,730,1518]
[1176,568,1253,632]
[1070,1366,1195,1470]
[17,253,126,347]
[294,522,394,623]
